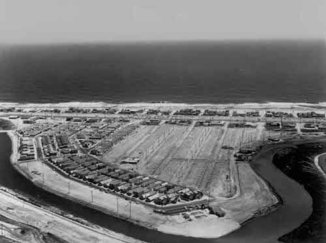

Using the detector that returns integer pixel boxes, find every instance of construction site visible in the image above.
[5,103,326,238]
[11,107,323,206]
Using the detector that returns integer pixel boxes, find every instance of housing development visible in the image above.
[2,102,326,239]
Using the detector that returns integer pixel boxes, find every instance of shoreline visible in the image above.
[314,153,326,178]
[1,101,326,110]
[239,161,284,227]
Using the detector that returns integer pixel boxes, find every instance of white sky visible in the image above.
[0,0,325,44]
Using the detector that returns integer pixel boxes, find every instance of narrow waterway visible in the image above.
[0,133,313,243]
[218,145,313,243]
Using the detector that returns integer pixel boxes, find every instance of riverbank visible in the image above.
[216,143,313,243]
[0,186,143,243]
[315,153,326,177]
[0,206,69,243]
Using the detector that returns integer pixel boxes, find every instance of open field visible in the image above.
[138,124,190,176]
[101,122,265,199]
[216,162,279,223]
[102,125,161,163]
[205,126,263,198]
[155,126,224,189]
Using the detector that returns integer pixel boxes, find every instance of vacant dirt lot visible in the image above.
[99,122,266,198]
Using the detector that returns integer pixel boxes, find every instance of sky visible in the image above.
[0,0,325,44]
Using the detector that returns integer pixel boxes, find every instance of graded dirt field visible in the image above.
[100,122,265,199]
[102,125,160,163]
[155,126,225,189]
[216,162,279,223]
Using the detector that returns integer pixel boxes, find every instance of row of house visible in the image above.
[232,111,260,117]
[65,107,117,114]
[265,122,298,131]
[301,123,326,133]
[297,111,325,118]
[119,109,144,115]
[146,109,171,116]
[18,137,35,161]
[265,111,294,118]
[165,119,192,126]
[228,122,257,128]
[56,135,69,149]
[174,109,201,116]
[41,135,58,157]
[195,121,225,127]
[141,119,161,125]
[90,123,139,156]
[48,155,204,208]
[202,109,230,116]
[18,123,54,137]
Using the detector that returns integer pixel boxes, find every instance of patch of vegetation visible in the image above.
[0,119,16,130]
[273,143,326,243]
[319,155,326,174]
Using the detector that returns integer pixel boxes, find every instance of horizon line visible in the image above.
[0,37,325,47]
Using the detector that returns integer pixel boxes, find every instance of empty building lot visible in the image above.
[98,121,265,199]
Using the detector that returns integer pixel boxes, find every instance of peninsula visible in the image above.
[1,101,326,241]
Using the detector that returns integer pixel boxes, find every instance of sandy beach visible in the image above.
[1,101,326,111]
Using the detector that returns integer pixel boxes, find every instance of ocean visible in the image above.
[0,40,325,104]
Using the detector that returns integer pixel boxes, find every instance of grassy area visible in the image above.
[274,144,326,243]
[0,118,16,130]
[319,154,326,174]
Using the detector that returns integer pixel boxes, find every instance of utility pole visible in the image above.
[240,127,245,149]
[116,196,119,215]
[42,161,44,185]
